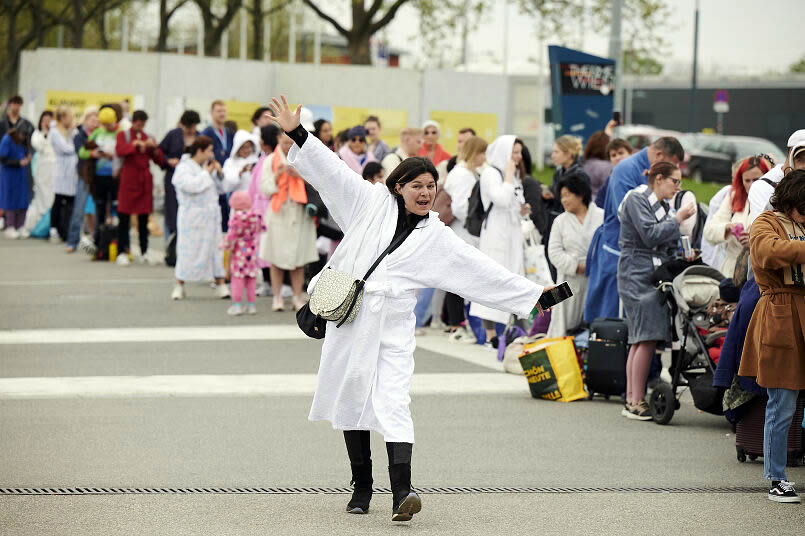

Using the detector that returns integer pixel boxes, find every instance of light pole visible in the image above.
[608,0,623,113]
[689,0,700,133]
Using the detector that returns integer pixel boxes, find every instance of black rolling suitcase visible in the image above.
[586,317,628,400]
[735,392,805,467]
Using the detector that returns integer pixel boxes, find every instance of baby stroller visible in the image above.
[652,265,728,425]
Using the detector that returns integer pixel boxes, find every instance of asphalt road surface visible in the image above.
[1,236,804,535]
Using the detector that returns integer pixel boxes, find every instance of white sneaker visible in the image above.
[280,285,293,298]
[4,228,20,239]
[171,285,185,300]
[216,284,231,299]
[144,250,162,266]
[18,228,30,239]
[256,283,272,297]
[49,228,60,243]
[448,327,477,344]
[292,295,307,312]
[227,303,244,316]
[116,253,131,266]
[79,235,96,255]
[246,303,257,315]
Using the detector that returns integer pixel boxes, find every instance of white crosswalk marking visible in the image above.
[0,372,526,399]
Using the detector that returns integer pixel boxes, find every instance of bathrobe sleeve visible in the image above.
[703,191,734,245]
[222,158,242,193]
[287,133,376,231]
[172,163,215,195]
[417,225,544,318]
[480,167,515,209]
[49,129,75,157]
[621,194,680,249]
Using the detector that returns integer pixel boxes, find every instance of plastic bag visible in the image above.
[518,336,586,402]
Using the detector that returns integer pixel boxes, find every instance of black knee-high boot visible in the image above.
[386,442,421,522]
[344,430,373,514]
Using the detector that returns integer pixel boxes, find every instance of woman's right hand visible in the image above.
[266,95,301,132]
[504,158,516,183]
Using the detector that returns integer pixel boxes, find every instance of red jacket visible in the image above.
[116,129,164,215]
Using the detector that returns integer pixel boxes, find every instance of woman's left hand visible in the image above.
[737,233,750,247]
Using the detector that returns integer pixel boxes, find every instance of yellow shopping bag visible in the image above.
[519,336,585,402]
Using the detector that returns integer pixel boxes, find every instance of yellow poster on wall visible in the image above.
[429,111,498,155]
[224,100,262,131]
[46,90,135,119]
[332,107,408,148]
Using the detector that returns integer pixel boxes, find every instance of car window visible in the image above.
[733,139,783,160]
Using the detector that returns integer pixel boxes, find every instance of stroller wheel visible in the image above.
[748,455,758,461]
[649,382,675,425]
[736,447,747,463]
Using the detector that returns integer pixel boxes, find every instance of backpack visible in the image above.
[674,190,707,250]
[464,166,502,237]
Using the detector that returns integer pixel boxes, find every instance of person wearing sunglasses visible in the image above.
[617,161,696,420]
[338,125,377,174]
[748,129,805,225]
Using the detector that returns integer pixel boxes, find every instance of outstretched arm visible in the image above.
[265,95,374,230]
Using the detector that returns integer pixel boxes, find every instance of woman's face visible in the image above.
[471,152,486,169]
[85,114,100,133]
[423,126,439,146]
[279,133,294,155]
[551,145,572,168]
[348,135,366,155]
[319,122,332,143]
[560,187,584,214]
[396,173,437,216]
[365,121,380,141]
[41,114,53,131]
[195,145,214,162]
[237,141,254,158]
[368,170,384,185]
[655,169,682,200]
[512,143,523,166]
[741,166,763,194]
[609,147,631,166]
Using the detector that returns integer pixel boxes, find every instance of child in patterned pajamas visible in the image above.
[223,191,266,315]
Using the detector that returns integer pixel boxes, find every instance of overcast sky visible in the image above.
[375,0,805,76]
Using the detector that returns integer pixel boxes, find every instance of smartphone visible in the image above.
[538,281,573,310]
[612,110,622,125]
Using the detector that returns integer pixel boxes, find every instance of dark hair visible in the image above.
[647,161,680,186]
[313,119,330,137]
[606,138,634,156]
[513,138,527,177]
[652,136,685,162]
[179,110,201,127]
[8,95,23,105]
[385,156,438,196]
[6,127,25,145]
[132,110,148,122]
[362,161,384,181]
[364,115,381,128]
[251,106,270,125]
[260,124,280,151]
[336,129,349,144]
[557,173,592,207]
[185,135,214,156]
[224,120,238,133]
[521,143,533,177]
[770,169,805,216]
[459,127,476,136]
[38,110,54,131]
[584,131,610,161]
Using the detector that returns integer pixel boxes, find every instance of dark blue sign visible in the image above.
[549,46,615,145]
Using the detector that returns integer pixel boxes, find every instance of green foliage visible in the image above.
[791,55,805,74]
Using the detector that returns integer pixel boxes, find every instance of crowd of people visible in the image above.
[2,92,804,505]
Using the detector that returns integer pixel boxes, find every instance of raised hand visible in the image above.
[266,95,301,132]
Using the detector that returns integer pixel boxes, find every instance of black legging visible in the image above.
[445,292,465,326]
[118,213,149,255]
[50,194,75,240]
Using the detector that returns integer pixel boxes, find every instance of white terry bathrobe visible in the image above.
[469,135,526,324]
[288,135,543,444]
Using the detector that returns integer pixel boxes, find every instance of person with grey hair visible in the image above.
[584,136,684,323]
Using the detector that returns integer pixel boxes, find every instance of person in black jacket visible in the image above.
[159,110,200,239]
[519,142,547,236]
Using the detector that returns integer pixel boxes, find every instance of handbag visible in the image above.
[296,224,417,338]
[732,246,750,287]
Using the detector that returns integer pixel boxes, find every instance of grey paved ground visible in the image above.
[2,236,804,535]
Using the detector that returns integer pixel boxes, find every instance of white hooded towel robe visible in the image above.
[288,135,543,444]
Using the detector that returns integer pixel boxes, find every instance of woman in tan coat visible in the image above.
[739,169,805,503]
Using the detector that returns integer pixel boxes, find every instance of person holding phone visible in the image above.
[703,155,771,278]
[222,130,260,194]
[617,162,696,420]
[264,96,553,523]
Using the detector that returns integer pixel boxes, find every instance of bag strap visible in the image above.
[335,224,418,328]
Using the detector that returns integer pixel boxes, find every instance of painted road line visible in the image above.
[0,278,172,287]
[0,326,504,371]
[0,372,527,399]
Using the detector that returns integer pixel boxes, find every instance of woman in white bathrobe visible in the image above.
[221,130,259,194]
[267,97,549,523]
[469,135,531,342]
[546,173,603,338]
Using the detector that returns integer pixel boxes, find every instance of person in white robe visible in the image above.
[221,130,259,193]
[546,173,603,338]
[266,96,550,523]
[170,136,229,301]
[25,117,57,234]
[469,135,531,341]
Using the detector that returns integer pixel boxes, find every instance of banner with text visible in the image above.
[428,111,498,155]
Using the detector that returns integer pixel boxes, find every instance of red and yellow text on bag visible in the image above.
[518,336,585,402]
